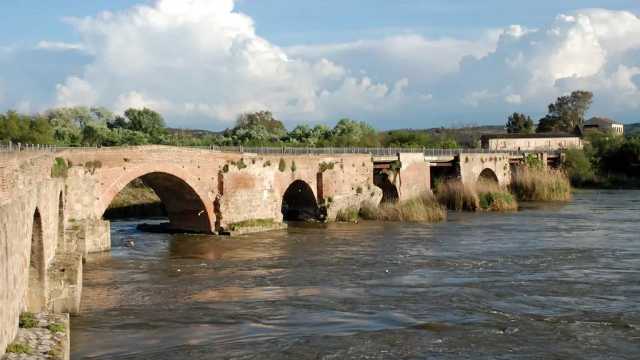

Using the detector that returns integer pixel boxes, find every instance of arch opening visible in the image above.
[103,172,211,233]
[28,208,45,312]
[374,171,399,204]
[57,192,64,253]
[281,180,320,221]
[478,168,499,185]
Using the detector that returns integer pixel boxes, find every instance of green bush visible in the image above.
[335,207,360,222]
[291,160,297,172]
[278,158,287,172]
[51,158,69,178]
[563,148,596,186]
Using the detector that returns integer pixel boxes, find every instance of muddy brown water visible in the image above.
[72,190,640,359]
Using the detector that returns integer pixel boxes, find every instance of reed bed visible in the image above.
[359,193,447,223]
[435,179,518,212]
[510,167,572,202]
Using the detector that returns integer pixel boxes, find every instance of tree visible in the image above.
[506,113,534,134]
[537,90,593,133]
[331,118,380,147]
[123,108,167,139]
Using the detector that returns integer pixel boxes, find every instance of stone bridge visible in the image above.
[0,145,532,354]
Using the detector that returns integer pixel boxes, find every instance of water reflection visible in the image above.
[73,191,640,359]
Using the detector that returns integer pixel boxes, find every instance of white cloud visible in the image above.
[1,3,640,128]
[36,41,85,52]
[51,0,407,128]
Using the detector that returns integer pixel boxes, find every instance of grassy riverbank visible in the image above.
[104,180,165,219]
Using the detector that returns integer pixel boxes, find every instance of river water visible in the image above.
[72,190,640,359]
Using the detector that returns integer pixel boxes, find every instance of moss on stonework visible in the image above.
[229,218,275,231]
[47,323,66,333]
[51,158,69,178]
[19,312,37,328]
[6,342,32,354]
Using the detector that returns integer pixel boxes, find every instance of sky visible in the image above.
[1,0,639,130]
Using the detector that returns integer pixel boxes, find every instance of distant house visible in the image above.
[583,117,624,135]
[481,133,583,152]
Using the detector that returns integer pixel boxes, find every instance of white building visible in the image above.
[583,117,624,135]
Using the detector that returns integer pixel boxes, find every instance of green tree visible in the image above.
[537,90,593,133]
[123,108,167,140]
[331,118,380,147]
[506,113,534,134]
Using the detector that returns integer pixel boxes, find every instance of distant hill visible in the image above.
[625,123,640,137]
[382,125,506,147]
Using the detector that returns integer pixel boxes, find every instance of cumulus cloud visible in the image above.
[50,0,412,128]
[453,9,640,119]
[1,2,640,128]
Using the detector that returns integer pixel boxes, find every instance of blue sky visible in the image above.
[1,1,639,129]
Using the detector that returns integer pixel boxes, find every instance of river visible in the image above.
[71,190,640,359]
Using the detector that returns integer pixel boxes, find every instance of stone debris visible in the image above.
[2,313,69,360]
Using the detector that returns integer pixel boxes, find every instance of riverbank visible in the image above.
[104,180,165,219]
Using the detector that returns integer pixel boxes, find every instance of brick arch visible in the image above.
[281,179,320,221]
[97,164,213,233]
[28,207,46,312]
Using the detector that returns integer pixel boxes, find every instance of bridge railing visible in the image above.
[0,141,559,157]
[0,142,57,153]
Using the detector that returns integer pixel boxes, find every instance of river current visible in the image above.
[72,190,640,359]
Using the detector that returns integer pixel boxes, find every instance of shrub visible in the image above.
[236,158,247,170]
[563,148,596,186]
[19,312,37,328]
[476,181,518,211]
[291,160,297,172]
[510,166,571,201]
[319,161,335,172]
[263,160,271,167]
[222,164,230,173]
[356,186,363,194]
[279,158,287,172]
[6,342,32,354]
[51,158,69,178]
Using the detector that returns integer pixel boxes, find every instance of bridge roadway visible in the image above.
[0,144,558,355]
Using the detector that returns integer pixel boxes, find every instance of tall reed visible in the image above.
[359,193,447,223]
[435,179,517,212]
[510,167,572,202]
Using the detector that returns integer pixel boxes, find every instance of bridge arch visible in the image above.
[27,208,45,312]
[57,191,64,253]
[281,180,320,221]
[374,171,399,204]
[478,168,499,184]
[98,165,213,233]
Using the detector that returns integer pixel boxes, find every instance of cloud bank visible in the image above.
[0,1,639,129]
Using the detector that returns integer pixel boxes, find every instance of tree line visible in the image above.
[506,90,594,134]
[0,108,460,148]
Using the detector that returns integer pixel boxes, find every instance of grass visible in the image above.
[229,218,275,231]
[436,180,518,212]
[6,342,32,354]
[108,179,160,209]
[510,166,572,202]
[335,207,360,222]
[435,180,480,211]
[19,312,37,328]
[360,193,447,222]
[47,323,66,333]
